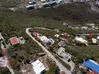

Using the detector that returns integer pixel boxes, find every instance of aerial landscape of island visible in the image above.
[0,0,99,74]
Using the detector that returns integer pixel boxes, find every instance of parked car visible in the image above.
[43,4,50,7]
[26,1,36,10]
[49,1,57,7]
[26,4,35,10]
[29,1,36,5]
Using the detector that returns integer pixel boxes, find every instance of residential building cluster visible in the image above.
[32,31,55,45]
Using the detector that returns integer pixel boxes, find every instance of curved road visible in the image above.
[26,28,71,74]
[34,27,75,71]
[7,65,15,74]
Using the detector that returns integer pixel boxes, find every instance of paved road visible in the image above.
[26,28,71,74]
[7,65,15,74]
[0,33,9,49]
[34,27,53,31]
[34,27,60,33]
[34,27,75,71]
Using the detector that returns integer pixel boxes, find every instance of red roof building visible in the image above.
[89,70,97,74]
[32,32,39,37]
[88,34,94,39]
[9,37,19,45]
[64,32,68,37]
[35,37,40,41]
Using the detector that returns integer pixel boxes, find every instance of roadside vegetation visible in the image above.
[45,63,59,74]
[0,68,11,74]
[0,1,99,73]
[65,45,99,63]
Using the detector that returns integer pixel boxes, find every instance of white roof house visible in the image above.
[81,26,88,30]
[75,36,88,46]
[92,38,97,44]
[97,36,99,40]
[31,60,46,74]
[49,38,55,45]
[39,36,49,41]
[38,36,54,45]
[41,0,46,2]
[87,23,95,27]
[57,47,72,60]
[57,47,65,55]
[54,34,60,38]
[0,56,8,67]
[39,36,51,44]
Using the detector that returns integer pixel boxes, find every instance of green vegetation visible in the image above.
[45,63,59,74]
[8,35,43,71]
[0,1,99,73]
[0,68,11,74]
[31,28,57,37]
[55,54,71,70]
[0,0,23,8]
[65,45,99,64]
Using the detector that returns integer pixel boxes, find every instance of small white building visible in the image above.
[39,36,49,42]
[19,37,25,44]
[49,38,55,45]
[39,36,50,44]
[38,36,54,45]
[31,60,46,74]
[87,23,95,28]
[57,47,72,60]
[97,36,99,40]
[75,36,88,46]
[58,40,66,47]
[9,8,16,12]
[81,26,88,30]
[54,34,60,38]
[92,38,97,44]
[0,56,8,67]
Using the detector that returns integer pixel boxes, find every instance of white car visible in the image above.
[26,1,36,10]
[26,4,34,9]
